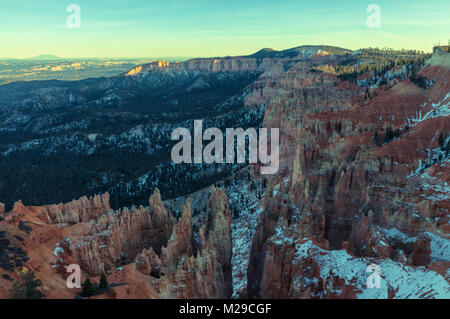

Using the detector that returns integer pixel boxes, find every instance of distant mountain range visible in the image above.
[24,54,63,60]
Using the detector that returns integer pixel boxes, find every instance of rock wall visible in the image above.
[133,186,232,298]
[41,193,111,225]
[0,186,233,299]
[248,48,450,298]
[69,189,174,275]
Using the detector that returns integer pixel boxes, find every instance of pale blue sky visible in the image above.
[1,0,448,58]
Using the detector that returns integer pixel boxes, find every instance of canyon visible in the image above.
[0,45,449,299]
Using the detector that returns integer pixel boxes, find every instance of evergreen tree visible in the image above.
[438,132,445,150]
[99,270,108,289]
[385,127,394,143]
[82,278,96,297]
[9,267,44,299]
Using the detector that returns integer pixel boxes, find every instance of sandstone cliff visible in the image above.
[247,47,450,298]
[0,187,233,299]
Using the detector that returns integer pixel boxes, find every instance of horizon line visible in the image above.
[0,44,438,61]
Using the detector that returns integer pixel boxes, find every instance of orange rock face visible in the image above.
[247,48,450,298]
[43,193,111,225]
[0,187,232,299]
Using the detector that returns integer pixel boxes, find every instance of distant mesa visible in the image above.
[125,60,170,76]
[122,45,352,76]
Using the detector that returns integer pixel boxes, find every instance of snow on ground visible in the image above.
[378,226,450,262]
[225,174,266,299]
[407,135,449,190]
[294,240,450,299]
[408,92,450,127]
[53,243,64,257]
[230,202,263,298]
[227,176,290,298]
[418,171,450,202]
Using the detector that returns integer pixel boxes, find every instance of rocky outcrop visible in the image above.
[160,200,193,265]
[0,184,234,299]
[41,193,111,225]
[124,58,262,79]
[248,47,450,299]
[69,189,174,275]
[133,186,233,298]
[427,46,450,67]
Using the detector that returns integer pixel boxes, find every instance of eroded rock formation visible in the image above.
[247,47,450,298]
[0,186,233,298]
[0,46,448,299]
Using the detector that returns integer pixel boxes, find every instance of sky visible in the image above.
[0,0,449,58]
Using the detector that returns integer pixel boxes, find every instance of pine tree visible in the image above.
[9,267,44,299]
[82,278,96,297]
[385,127,394,143]
[99,271,108,289]
[438,132,445,150]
